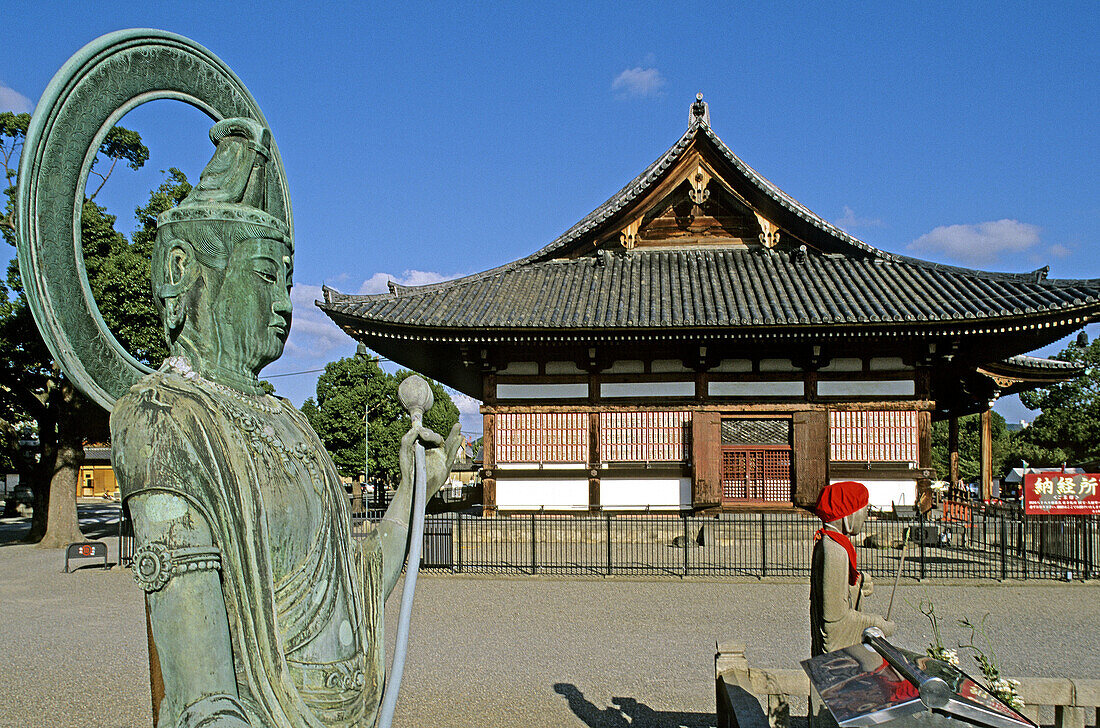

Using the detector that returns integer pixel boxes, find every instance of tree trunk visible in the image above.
[34,378,85,548]
[25,412,57,543]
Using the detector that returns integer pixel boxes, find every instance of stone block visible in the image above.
[1071,679,1100,706]
[1015,677,1074,706]
[1056,705,1086,728]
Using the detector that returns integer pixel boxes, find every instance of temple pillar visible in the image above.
[482,412,497,516]
[588,411,601,512]
[948,415,960,486]
[979,408,993,502]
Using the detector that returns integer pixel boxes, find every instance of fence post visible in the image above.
[607,512,616,576]
[683,516,690,577]
[1019,514,1028,580]
[456,511,463,574]
[760,512,767,578]
[530,512,537,575]
[999,515,1007,581]
[918,509,925,581]
[1086,517,1094,580]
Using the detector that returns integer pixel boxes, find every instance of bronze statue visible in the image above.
[16,31,460,728]
[809,481,896,657]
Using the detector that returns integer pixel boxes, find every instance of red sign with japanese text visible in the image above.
[1023,472,1100,515]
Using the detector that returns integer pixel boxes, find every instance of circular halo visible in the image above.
[16,29,293,411]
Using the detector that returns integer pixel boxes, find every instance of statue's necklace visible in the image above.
[166,356,324,488]
[165,356,281,414]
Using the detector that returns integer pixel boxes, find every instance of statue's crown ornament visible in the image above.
[158,117,291,247]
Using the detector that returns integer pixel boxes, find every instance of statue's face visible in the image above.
[846,505,869,535]
[211,236,293,376]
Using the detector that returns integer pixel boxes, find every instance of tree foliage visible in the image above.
[0,111,178,545]
[1009,338,1100,468]
[931,411,1011,483]
[302,356,460,486]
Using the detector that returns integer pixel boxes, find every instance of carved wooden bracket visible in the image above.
[976,368,1022,390]
[755,212,780,248]
[619,217,642,250]
[689,165,712,205]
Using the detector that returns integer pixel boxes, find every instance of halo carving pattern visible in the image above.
[16,29,292,411]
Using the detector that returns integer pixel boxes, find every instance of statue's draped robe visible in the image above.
[809,535,888,657]
[112,362,384,727]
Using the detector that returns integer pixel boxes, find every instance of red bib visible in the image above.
[815,528,860,586]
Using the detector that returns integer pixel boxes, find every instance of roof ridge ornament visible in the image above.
[690,92,710,127]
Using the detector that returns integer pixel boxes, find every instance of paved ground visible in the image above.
[2,505,1098,728]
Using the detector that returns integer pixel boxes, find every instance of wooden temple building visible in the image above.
[320,96,1100,514]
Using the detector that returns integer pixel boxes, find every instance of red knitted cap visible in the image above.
[815,481,869,522]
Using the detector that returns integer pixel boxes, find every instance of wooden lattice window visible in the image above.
[496,412,587,463]
[599,411,691,462]
[721,449,792,501]
[719,418,792,502]
[829,410,918,462]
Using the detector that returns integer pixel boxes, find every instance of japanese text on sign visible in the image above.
[1023,472,1100,515]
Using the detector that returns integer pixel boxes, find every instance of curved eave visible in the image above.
[319,303,1098,345]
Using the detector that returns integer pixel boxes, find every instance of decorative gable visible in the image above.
[586,144,795,255]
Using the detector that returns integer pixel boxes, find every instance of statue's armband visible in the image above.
[132,542,222,593]
[128,490,221,593]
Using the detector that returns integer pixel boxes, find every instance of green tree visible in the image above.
[1008,338,1100,468]
[302,356,460,487]
[1,112,187,546]
[931,411,1010,483]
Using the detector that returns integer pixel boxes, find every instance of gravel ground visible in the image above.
[1,505,1097,728]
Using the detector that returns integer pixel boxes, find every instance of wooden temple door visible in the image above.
[719,419,793,503]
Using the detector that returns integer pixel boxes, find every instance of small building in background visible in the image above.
[79,443,117,498]
[321,97,1098,515]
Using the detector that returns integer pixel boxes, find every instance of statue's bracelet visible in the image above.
[132,542,222,592]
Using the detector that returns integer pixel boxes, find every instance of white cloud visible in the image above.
[282,283,349,358]
[356,269,462,295]
[612,67,665,98]
[907,219,1041,266]
[0,82,33,113]
[834,206,882,231]
[1048,243,1072,258]
[450,392,484,437]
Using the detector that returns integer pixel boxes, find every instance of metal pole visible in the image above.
[606,513,612,575]
[885,533,909,621]
[456,511,463,574]
[760,512,767,578]
[918,509,926,581]
[683,516,690,576]
[530,512,536,575]
[999,515,1007,581]
[375,442,427,728]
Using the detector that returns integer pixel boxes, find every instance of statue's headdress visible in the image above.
[156,118,291,272]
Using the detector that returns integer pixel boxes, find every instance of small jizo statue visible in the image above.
[111,118,461,728]
[809,481,896,657]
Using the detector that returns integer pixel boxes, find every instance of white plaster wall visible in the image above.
[545,360,583,374]
[818,380,914,396]
[600,477,691,510]
[601,381,695,398]
[830,478,916,508]
[496,479,589,509]
[496,383,588,399]
[709,380,803,397]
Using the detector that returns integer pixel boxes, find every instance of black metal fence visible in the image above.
[117,497,1096,580]
[352,507,1098,581]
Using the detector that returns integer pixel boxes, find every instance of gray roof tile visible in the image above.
[321,248,1100,331]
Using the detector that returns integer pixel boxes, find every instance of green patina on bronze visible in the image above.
[17,30,460,728]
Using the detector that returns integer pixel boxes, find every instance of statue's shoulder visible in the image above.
[110,360,224,502]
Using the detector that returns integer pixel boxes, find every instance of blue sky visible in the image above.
[3,2,1098,435]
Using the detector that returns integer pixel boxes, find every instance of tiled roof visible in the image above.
[322,247,1100,331]
[1002,354,1081,371]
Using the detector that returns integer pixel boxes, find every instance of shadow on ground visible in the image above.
[0,501,121,546]
[554,682,715,728]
